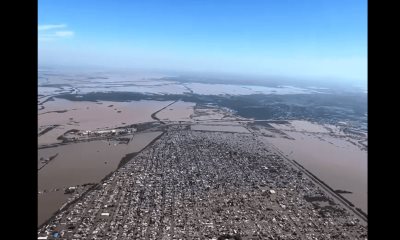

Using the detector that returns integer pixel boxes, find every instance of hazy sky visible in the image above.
[39,0,367,83]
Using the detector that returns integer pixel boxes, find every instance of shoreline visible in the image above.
[38,131,165,228]
[268,142,368,224]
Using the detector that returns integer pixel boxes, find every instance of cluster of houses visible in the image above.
[38,130,366,239]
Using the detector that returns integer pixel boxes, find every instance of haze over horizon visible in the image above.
[39,0,367,85]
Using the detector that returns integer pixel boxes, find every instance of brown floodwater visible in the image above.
[288,120,330,133]
[269,120,330,133]
[38,191,69,227]
[38,99,172,145]
[156,101,195,122]
[38,131,162,226]
[262,131,367,213]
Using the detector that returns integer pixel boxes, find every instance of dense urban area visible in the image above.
[38,129,367,239]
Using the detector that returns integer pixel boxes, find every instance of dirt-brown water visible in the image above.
[262,131,367,213]
[38,99,172,145]
[156,101,195,122]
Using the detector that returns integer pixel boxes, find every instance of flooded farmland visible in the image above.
[156,101,195,122]
[38,98,172,145]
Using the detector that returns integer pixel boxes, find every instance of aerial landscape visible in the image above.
[38,0,367,239]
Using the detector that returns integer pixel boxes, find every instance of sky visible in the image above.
[38,0,367,83]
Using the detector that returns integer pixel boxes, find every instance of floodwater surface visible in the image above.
[262,131,367,213]
[38,99,171,145]
[156,101,195,122]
